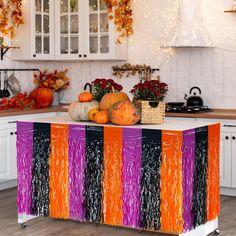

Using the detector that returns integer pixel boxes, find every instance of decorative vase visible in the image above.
[52,91,64,106]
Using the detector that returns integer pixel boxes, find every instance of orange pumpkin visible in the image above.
[30,87,53,108]
[99,91,130,111]
[109,101,141,126]
[78,91,93,102]
[88,107,99,121]
[94,110,109,124]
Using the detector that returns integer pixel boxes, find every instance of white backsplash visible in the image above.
[1,0,236,109]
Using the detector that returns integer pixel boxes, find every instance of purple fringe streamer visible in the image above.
[122,128,142,228]
[17,122,33,215]
[182,129,195,232]
[69,125,86,221]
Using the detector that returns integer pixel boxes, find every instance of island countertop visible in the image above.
[21,113,219,131]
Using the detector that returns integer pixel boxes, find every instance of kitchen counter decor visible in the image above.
[0,92,34,111]
[104,0,133,43]
[90,78,123,102]
[131,80,168,124]
[0,0,24,38]
[17,114,220,236]
[33,69,70,105]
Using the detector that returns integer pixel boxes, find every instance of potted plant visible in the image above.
[90,78,123,102]
[130,80,168,124]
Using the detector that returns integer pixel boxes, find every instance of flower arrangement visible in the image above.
[33,69,70,92]
[104,0,133,43]
[0,0,24,38]
[91,78,123,101]
[130,80,168,102]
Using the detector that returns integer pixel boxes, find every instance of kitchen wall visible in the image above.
[1,0,236,108]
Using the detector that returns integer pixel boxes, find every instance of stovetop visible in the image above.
[166,105,213,114]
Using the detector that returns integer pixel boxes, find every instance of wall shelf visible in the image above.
[0,46,20,60]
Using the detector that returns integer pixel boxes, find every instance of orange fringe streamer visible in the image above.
[103,127,123,225]
[160,131,184,233]
[207,124,220,221]
[49,124,69,219]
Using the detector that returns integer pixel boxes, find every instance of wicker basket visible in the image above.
[135,100,166,124]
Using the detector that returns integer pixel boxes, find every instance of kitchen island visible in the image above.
[16,113,220,236]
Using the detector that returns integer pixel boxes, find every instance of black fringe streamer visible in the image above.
[140,129,162,230]
[31,122,51,216]
[192,126,208,227]
[84,126,104,223]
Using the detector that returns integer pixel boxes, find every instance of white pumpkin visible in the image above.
[68,100,99,121]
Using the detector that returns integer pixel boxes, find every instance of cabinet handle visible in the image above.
[225,136,229,140]
[224,124,236,127]
[79,54,82,58]
[15,132,17,135]
[8,121,17,124]
[10,132,14,135]
[33,54,36,58]
[233,136,236,140]
[83,54,87,58]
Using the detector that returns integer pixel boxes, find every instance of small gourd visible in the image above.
[88,107,99,121]
[94,110,109,124]
[78,91,93,102]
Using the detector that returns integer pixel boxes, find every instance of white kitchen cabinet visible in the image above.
[196,118,236,196]
[0,128,17,180]
[220,132,232,188]
[231,133,236,188]
[0,112,57,190]
[12,0,127,61]
[12,0,55,60]
[55,0,127,60]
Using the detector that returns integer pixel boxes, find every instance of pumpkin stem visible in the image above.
[84,83,92,92]
[111,86,116,93]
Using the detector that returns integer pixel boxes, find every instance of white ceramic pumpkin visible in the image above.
[68,100,99,121]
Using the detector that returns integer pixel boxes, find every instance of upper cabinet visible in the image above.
[11,0,127,61]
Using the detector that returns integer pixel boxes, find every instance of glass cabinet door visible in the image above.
[88,0,109,55]
[34,0,52,57]
[59,0,80,55]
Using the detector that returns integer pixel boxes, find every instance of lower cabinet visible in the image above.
[232,133,236,188]
[220,132,233,188]
[0,128,17,180]
[0,112,57,190]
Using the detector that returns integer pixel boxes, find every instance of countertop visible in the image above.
[20,113,219,131]
[1,105,236,120]
[166,109,236,120]
[0,106,62,117]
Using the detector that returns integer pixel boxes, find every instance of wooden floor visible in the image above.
[0,188,235,236]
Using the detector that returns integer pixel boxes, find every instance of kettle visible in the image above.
[184,86,203,107]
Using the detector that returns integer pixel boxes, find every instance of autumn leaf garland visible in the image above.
[104,0,133,43]
[0,0,24,39]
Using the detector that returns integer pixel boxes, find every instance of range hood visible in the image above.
[163,0,213,48]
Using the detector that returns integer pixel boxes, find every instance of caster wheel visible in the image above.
[214,229,220,235]
[21,223,26,229]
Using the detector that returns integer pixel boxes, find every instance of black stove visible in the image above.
[166,105,213,114]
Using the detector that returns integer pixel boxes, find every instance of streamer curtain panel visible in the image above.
[17,121,220,234]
